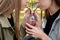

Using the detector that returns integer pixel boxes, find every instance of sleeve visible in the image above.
[20,25,26,38]
[0,23,4,40]
[0,24,2,40]
[49,19,60,40]
[49,37,53,40]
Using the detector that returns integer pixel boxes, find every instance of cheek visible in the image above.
[39,0,51,10]
[21,3,27,9]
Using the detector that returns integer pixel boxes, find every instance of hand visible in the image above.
[25,23,49,40]
[22,8,49,40]
[22,9,31,27]
[22,8,41,28]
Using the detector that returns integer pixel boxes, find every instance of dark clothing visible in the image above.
[44,9,60,35]
[8,14,14,27]
[23,36,41,40]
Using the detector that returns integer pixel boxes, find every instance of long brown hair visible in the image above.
[55,0,60,7]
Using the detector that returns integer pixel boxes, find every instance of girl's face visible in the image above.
[21,0,28,10]
[21,0,52,10]
[39,0,52,10]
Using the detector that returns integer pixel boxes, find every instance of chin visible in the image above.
[40,7,49,10]
[39,5,50,10]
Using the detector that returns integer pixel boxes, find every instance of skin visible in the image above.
[22,0,60,40]
[21,0,28,10]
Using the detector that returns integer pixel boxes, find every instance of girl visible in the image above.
[23,0,60,40]
[0,0,18,40]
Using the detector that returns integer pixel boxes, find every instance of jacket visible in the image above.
[0,15,15,40]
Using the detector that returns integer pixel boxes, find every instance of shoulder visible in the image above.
[55,13,60,26]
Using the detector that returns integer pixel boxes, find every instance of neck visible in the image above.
[48,1,59,15]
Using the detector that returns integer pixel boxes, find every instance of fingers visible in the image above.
[34,11,42,28]
[26,30,33,35]
[24,9,31,20]
[25,25,34,35]
[26,23,35,29]
[25,8,31,14]
[23,8,41,28]
[25,26,32,32]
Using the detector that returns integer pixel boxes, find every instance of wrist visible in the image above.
[40,32,49,40]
